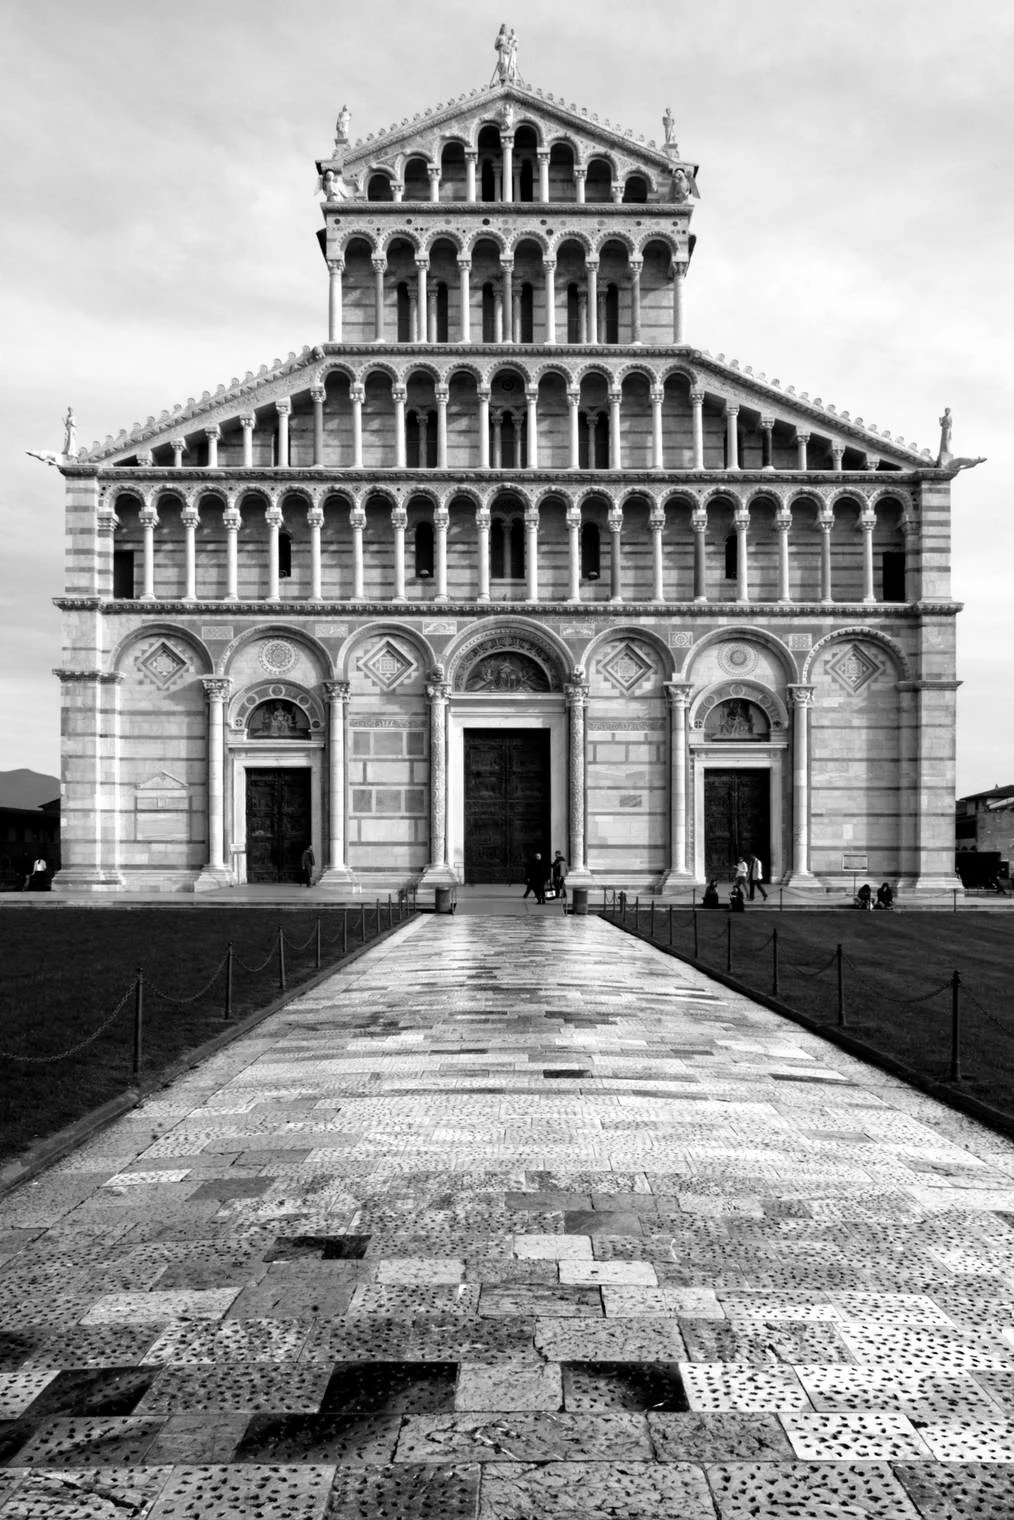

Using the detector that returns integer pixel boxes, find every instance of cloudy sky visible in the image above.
[2,0,1009,794]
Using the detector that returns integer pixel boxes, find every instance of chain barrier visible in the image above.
[144,953,229,1007]
[840,952,952,1007]
[282,925,319,954]
[0,983,135,1063]
[778,947,840,981]
[961,980,1014,1037]
[233,944,280,975]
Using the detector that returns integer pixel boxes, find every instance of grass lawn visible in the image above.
[616,906,1014,1122]
[0,904,404,1164]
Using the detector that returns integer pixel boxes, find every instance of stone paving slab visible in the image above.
[2,913,1014,1515]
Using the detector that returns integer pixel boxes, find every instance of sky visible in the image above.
[1,0,1010,795]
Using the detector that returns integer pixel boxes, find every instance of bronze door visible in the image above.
[246,769,311,883]
[464,729,550,884]
[704,768,770,880]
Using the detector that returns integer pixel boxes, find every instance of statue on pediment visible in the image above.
[63,406,78,457]
[335,104,351,145]
[938,406,952,460]
[319,169,358,202]
[492,23,519,85]
[671,167,690,203]
[662,106,677,152]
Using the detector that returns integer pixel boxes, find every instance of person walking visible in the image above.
[522,851,546,903]
[300,844,315,887]
[733,856,749,896]
[551,851,567,901]
[747,852,767,901]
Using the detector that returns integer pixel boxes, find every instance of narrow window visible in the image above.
[509,517,526,579]
[279,532,292,579]
[567,283,580,343]
[482,281,496,343]
[578,410,590,470]
[481,158,496,201]
[426,409,438,468]
[580,522,601,580]
[406,411,421,468]
[520,282,534,343]
[595,412,610,468]
[490,518,506,578]
[881,550,906,602]
[519,158,534,202]
[396,282,411,343]
[415,521,434,579]
[724,532,738,581]
[112,550,135,599]
[605,283,619,344]
[436,282,449,342]
[502,413,517,470]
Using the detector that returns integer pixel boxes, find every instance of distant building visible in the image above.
[0,799,60,889]
[956,786,1014,865]
[52,36,970,895]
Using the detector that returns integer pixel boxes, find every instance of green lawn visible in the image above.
[0,904,406,1164]
[614,906,1014,1121]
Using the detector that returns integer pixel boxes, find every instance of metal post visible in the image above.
[772,927,779,997]
[376,897,381,936]
[726,915,732,975]
[361,899,366,941]
[342,909,348,958]
[315,917,322,970]
[692,887,697,910]
[779,888,784,912]
[387,893,393,929]
[133,966,143,1077]
[668,905,674,947]
[649,898,655,938]
[953,888,958,914]
[278,926,287,992]
[836,943,845,1027]
[224,942,233,1021]
[950,970,962,1082]
[693,909,700,960]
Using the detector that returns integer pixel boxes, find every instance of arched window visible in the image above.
[724,532,738,581]
[480,158,496,201]
[279,531,292,579]
[249,699,310,739]
[622,175,648,203]
[580,521,601,580]
[605,283,619,344]
[435,282,449,343]
[567,282,581,343]
[519,158,534,201]
[367,173,393,202]
[509,517,525,578]
[490,517,525,579]
[414,520,434,579]
[490,518,506,578]
[482,281,497,343]
[502,412,518,470]
[594,413,610,468]
[520,283,534,343]
[396,282,411,343]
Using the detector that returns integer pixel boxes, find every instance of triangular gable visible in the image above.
[135,772,188,793]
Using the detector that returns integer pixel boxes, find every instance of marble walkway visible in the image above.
[2,915,1014,1517]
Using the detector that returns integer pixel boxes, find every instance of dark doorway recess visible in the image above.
[704,768,770,881]
[246,769,311,883]
[464,729,550,884]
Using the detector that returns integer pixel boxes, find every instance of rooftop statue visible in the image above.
[335,104,351,145]
[319,168,358,202]
[938,406,952,461]
[26,406,77,466]
[937,406,986,471]
[491,23,519,85]
[662,106,678,151]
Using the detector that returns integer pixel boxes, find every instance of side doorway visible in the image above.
[463,729,550,883]
[246,769,312,883]
[704,768,770,881]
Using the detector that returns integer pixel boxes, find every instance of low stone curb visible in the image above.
[0,913,420,1202]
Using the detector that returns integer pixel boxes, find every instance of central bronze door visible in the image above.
[246,769,311,883]
[464,729,550,884]
[704,768,770,880]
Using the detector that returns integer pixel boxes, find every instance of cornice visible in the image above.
[88,466,922,488]
[64,598,958,620]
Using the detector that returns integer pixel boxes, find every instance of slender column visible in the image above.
[417,413,429,469]
[665,683,693,878]
[629,257,643,342]
[433,505,449,601]
[435,384,449,468]
[311,386,325,466]
[426,680,451,874]
[327,258,344,342]
[796,429,810,470]
[692,505,707,601]
[724,404,739,470]
[673,262,686,343]
[139,496,158,601]
[170,437,186,468]
[609,387,622,470]
[525,386,539,470]
[775,507,791,603]
[223,496,240,601]
[204,425,220,469]
[501,134,514,200]
[760,416,774,469]
[691,389,704,468]
[465,149,477,202]
[478,388,490,468]
[566,505,581,603]
[323,680,351,876]
[818,506,833,603]
[860,505,876,603]
[182,496,199,602]
[788,685,815,878]
[415,257,429,343]
[202,678,231,875]
[351,383,364,468]
[350,504,365,599]
[565,677,590,872]
[650,505,665,602]
[574,166,586,204]
[96,492,117,599]
[275,400,290,468]
[408,290,419,343]
[567,387,580,468]
[372,256,386,341]
[586,259,599,344]
[240,415,254,468]
[391,504,407,601]
[831,443,845,472]
[597,286,607,344]
[491,409,504,470]
[584,413,597,469]
[538,150,550,201]
[308,499,323,599]
[457,258,471,342]
[900,511,919,602]
[578,290,588,345]
[650,385,664,470]
[544,258,557,344]
[476,505,491,602]
[734,504,750,601]
[393,385,407,468]
[494,288,504,343]
[608,506,623,602]
[266,498,282,600]
[525,505,539,602]
[512,286,521,345]
[428,164,441,203]
[500,257,514,341]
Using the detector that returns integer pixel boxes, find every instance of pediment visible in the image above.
[135,771,188,793]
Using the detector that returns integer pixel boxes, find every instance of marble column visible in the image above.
[818,506,833,603]
[574,167,586,204]
[428,165,441,203]
[537,150,550,202]
[327,259,344,343]
[224,496,240,601]
[393,386,407,468]
[734,504,749,601]
[170,438,186,468]
[427,282,440,343]
[415,257,429,343]
[240,415,254,468]
[672,263,686,343]
[608,506,623,602]
[564,675,594,884]
[319,680,353,887]
[831,443,845,472]
[525,387,539,470]
[275,401,290,469]
[525,506,539,602]
[478,388,490,468]
[476,505,491,602]
[860,506,876,603]
[420,680,455,887]
[434,504,449,601]
[457,258,471,342]
[775,507,792,603]
[566,505,581,603]
[266,498,282,600]
[544,258,557,344]
[692,505,707,601]
[900,511,919,602]
[650,385,664,470]
[650,505,665,602]
[350,504,365,599]
[761,417,774,469]
[311,387,325,466]
[351,383,364,468]
[724,404,740,470]
[204,425,220,469]
[629,257,643,342]
[182,497,199,602]
[465,150,477,202]
[568,387,581,469]
[200,677,231,884]
[491,410,504,470]
[586,259,599,344]
[691,390,704,469]
[662,682,694,887]
[435,385,449,468]
[500,258,514,341]
[140,496,158,601]
[391,504,407,601]
[308,498,323,599]
[796,430,810,471]
[417,413,429,471]
[501,134,514,199]
[372,256,387,342]
[787,685,815,880]
[609,387,622,470]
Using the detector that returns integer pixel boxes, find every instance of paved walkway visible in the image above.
[2,916,1014,1517]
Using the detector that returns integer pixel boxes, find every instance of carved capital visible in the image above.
[203,425,221,441]
[567,386,580,405]
[169,437,187,454]
[543,257,556,273]
[392,385,407,404]
[573,167,587,182]
[787,684,815,710]
[499,255,514,272]
[818,505,834,531]
[223,502,241,531]
[859,507,876,532]
[414,255,430,271]
[650,384,664,404]
[427,166,441,182]
[564,681,590,709]
[733,507,750,531]
[371,255,387,273]
[181,502,200,528]
[691,507,707,533]
[774,509,792,534]
[524,506,540,530]
[426,682,451,704]
[796,429,811,445]
[760,416,775,433]
[608,386,622,405]
[307,505,324,528]
[629,256,643,275]
[139,502,159,528]
[607,508,623,534]
[664,681,694,711]
[351,382,366,404]
[435,384,449,404]
[239,415,255,430]
[433,505,449,529]
[649,506,666,531]
[310,386,326,404]
[477,385,491,402]
[525,385,539,403]
[456,256,472,273]
[202,677,231,703]
[350,505,366,530]
[566,505,582,530]
[275,399,291,417]
[265,503,284,528]
[723,402,740,420]
[390,505,408,530]
[475,506,491,530]
[585,256,599,272]
[326,257,345,275]
[690,389,704,407]
[323,679,351,703]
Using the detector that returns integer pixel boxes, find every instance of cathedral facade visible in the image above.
[53,45,964,895]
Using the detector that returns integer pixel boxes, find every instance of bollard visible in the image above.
[571,887,589,916]
[692,887,697,911]
[342,909,348,958]
[387,894,393,930]
[953,888,958,915]
[668,905,674,948]
[837,943,845,1027]
[779,888,784,912]
[693,909,700,960]
[224,942,234,1021]
[772,927,779,997]
[649,899,655,939]
[949,970,962,1081]
[133,966,144,1077]
[361,899,367,941]
[278,927,287,992]
[315,917,322,970]
[726,915,733,975]
[435,887,453,915]
[376,898,381,936]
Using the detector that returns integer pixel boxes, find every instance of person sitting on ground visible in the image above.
[729,880,746,913]
[856,882,873,910]
[875,881,894,910]
[702,878,721,909]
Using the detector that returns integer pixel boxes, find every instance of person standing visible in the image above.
[733,856,749,896]
[300,844,315,887]
[551,851,567,901]
[747,852,767,901]
[522,851,546,902]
